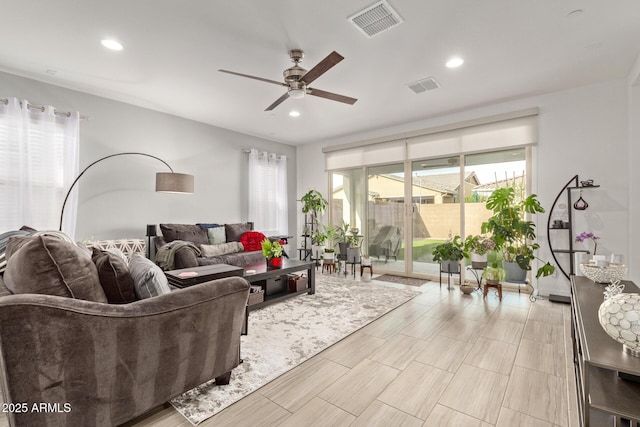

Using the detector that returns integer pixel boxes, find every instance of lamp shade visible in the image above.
[156,172,194,193]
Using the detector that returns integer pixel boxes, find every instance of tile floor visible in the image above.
[121,279,578,427]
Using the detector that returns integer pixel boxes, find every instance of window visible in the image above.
[247,149,288,236]
[0,98,79,233]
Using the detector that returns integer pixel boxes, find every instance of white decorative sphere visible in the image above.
[598,293,640,356]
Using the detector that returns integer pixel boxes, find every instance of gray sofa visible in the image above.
[155,223,265,270]
[0,274,250,427]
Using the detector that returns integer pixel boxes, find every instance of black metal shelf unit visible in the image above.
[298,214,316,262]
[547,175,600,302]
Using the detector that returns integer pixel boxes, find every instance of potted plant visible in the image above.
[300,189,329,223]
[482,250,506,284]
[311,229,327,259]
[483,265,507,285]
[432,235,468,273]
[346,227,363,263]
[481,186,554,281]
[323,224,338,263]
[464,234,495,268]
[335,223,351,259]
[261,238,285,268]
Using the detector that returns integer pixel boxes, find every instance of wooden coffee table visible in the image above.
[242,258,315,333]
[165,264,244,288]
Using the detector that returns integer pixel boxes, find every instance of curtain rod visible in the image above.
[242,148,286,158]
[1,98,90,120]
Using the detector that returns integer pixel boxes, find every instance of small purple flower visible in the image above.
[576,232,600,254]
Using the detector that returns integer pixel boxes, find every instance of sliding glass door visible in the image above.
[411,157,461,276]
[328,147,528,279]
[366,164,405,273]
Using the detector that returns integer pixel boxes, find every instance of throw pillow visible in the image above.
[159,224,209,246]
[239,231,267,252]
[3,235,107,303]
[197,223,221,230]
[128,253,171,299]
[0,230,32,273]
[200,242,244,257]
[207,226,226,245]
[91,248,136,304]
[225,223,252,242]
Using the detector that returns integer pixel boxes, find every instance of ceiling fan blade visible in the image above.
[265,92,290,111]
[307,88,357,105]
[218,69,286,87]
[300,51,344,85]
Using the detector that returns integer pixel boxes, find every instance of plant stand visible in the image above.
[465,266,484,292]
[439,262,461,290]
[483,282,502,301]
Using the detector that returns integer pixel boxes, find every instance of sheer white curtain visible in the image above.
[0,98,80,236]
[248,149,288,236]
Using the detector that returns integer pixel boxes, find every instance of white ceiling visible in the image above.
[2,1,640,146]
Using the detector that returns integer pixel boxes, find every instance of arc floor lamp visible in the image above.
[59,152,194,231]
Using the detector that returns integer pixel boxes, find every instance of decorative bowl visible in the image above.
[580,263,627,283]
[598,293,640,357]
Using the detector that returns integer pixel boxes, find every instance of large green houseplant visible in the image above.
[300,189,328,221]
[481,186,554,279]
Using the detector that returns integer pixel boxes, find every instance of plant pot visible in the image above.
[361,257,372,266]
[338,242,349,260]
[323,251,335,262]
[471,253,488,269]
[266,257,283,269]
[460,284,474,294]
[441,260,460,273]
[503,261,527,282]
[311,245,324,259]
[486,278,500,285]
[346,247,361,263]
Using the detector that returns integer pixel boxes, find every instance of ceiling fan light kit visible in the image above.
[219,49,357,111]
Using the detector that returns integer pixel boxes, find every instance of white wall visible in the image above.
[0,71,298,244]
[628,56,640,283]
[299,78,633,295]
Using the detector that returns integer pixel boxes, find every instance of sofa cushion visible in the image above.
[129,253,171,299]
[207,226,226,245]
[200,242,244,257]
[225,223,252,242]
[3,235,108,303]
[198,250,266,268]
[239,231,267,252]
[92,248,137,304]
[160,224,209,246]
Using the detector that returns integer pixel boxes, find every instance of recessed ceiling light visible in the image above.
[101,39,123,51]
[289,110,301,118]
[446,57,464,68]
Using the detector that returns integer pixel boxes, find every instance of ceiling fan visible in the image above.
[219,49,358,111]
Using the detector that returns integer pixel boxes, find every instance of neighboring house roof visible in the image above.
[412,172,480,195]
[473,175,525,192]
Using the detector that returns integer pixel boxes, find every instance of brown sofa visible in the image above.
[155,223,265,269]
[0,274,250,427]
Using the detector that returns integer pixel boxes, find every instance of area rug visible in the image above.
[374,273,431,287]
[170,274,420,425]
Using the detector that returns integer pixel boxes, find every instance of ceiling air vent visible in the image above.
[348,0,404,38]
[407,77,440,94]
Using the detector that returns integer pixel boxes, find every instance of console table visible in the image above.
[571,275,640,426]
